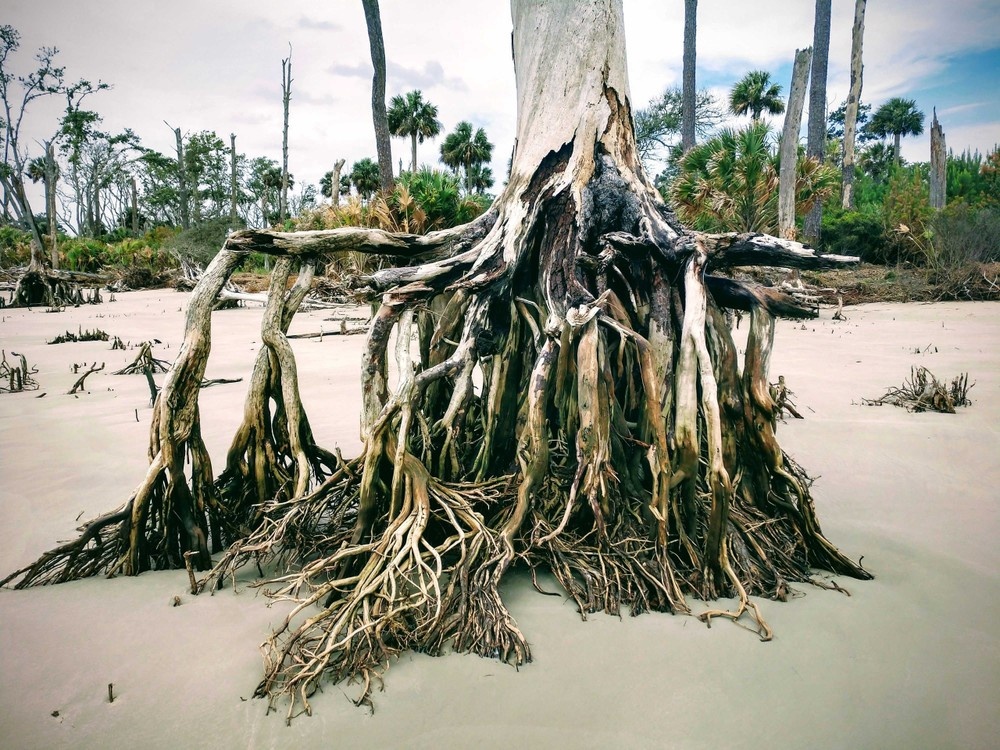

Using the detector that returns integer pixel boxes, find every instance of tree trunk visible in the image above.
[331,158,345,207]
[361,0,394,193]
[169,124,190,230]
[778,48,813,240]
[681,0,697,152]
[841,0,867,210]
[7,0,870,718]
[130,177,139,235]
[410,133,418,173]
[230,133,239,223]
[802,0,831,244]
[45,141,59,268]
[280,50,292,224]
[929,109,946,210]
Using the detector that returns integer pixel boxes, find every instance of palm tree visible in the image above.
[387,90,443,173]
[349,157,381,201]
[440,121,494,193]
[867,97,924,165]
[671,122,836,234]
[729,70,785,123]
[466,163,494,194]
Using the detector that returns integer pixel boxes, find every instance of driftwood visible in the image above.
[68,362,105,394]
[47,327,111,345]
[0,350,40,393]
[113,342,171,375]
[863,367,972,413]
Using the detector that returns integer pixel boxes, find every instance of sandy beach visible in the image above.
[1,289,997,749]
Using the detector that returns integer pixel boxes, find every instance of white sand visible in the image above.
[1,290,997,749]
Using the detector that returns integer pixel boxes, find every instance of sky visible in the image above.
[5,0,999,207]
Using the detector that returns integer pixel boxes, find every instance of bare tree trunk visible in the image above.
[361,0,394,193]
[930,109,946,210]
[130,177,139,236]
[778,48,813,240]
[45,141,59,268]
[230,133,238,224]
[280,48,292,224]
[331,158,345,206]
[841,0,867,210]
[167,123,190,230]
[802,0,831,244]
[681,0,697,152]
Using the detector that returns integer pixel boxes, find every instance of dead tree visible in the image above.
[929,109,946,210]
[778,47,813,240]
[5,0,870,720]
[841,0,867,210]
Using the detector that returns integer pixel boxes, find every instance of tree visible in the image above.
[279,46,292,224]
[729,70,785,123]
[841,0,867,210]
[802,0,832,242]
[634,86,722,166]
[868,97,924,166]
[440,120,493,193]
[320,158,347,203]
[349,157,380,200]
[778,48,813,239]
[6,0,869,719]
[1,24,108,304]
[387,90,442,173]
[681,0,698,152]
[361,0,393,193]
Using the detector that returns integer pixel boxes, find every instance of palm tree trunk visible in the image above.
[893,132,902,165]
[803,0,831,243]
[681,0,697,152]
[841,0,867,210]
[361,0,394,193]
[411,133,418,173]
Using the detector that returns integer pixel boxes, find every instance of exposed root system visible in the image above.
[863,367,973,413]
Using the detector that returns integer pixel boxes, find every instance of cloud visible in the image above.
[296,17,340,32]
[328,62,372,78]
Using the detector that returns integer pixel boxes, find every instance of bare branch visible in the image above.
[701,232,859,272]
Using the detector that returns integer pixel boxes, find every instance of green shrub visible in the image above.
[820,206,889,262]
[163,217,243,265]
[0,226,33,266]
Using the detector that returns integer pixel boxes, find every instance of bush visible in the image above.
[931,202,1000,265]
[0,226,33,267]
[163,217,244,266]
[820,206,889,262]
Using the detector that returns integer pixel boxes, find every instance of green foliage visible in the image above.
[634,87,723,165]
[866,98,924,162]
[670,122,836,234]
[883,168,933,264]
[946,148,1000,207]
[0,225,33,266]
[440,121,494,193]
[728,70,785,122]
[163,216,239,265]
[820,205,889,263]
[349,158,381,200]
[387,90,442,172]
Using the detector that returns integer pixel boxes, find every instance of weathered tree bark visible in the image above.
[167,123,190,230]
[841,0,867,210]
[681,0,697,152]
[778,47,813,240]
[230,133,239,223]
[361,0,394,193]
[45,141,59,268]
[280,48,292,224]
[331,158,346,207]
[6,0,869,719]
[802,0,831,243]
[929,109,946,211]
[130,177,139,235]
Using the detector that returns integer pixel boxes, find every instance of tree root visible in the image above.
[862,367,973,412]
